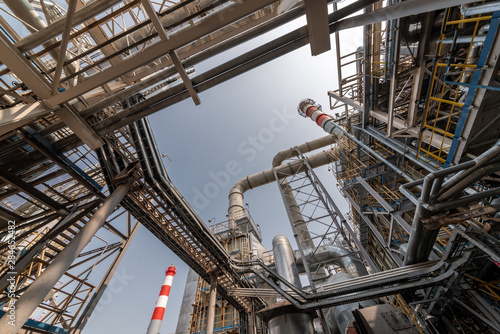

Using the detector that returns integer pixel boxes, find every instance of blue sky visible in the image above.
[80,8,363,334]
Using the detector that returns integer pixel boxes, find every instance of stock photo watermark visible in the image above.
[5,220,17,326]
[95,268,135,313]
[191,106,296,210]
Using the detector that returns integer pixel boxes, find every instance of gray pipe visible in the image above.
[295,245,368,277]
[269,235,314,334]
[0,178,134,334]
[440,35,487,45]
[205,272,218,334]
[228,148,333,217]
[333,0,485,32]
[461,2,500,16]
[273,235,302,290]
[175,268,199,334]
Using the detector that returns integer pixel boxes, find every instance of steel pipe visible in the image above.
[298,99,415,182]
[461,2,500,16]
[295,245,368,277]
[0,178,133,334]
[206,272,218,334]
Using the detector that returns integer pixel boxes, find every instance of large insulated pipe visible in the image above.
[0,178,134,334]
[146,264,177,334]
[321,273,376,334]
[461,2,500,16]
[272,235,302,290]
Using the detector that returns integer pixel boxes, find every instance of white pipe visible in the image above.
[461,2,500,16]
[228,148,334,217]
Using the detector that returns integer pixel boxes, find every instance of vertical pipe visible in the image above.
[146,264,177,334]
[362,5,372,129]
[206,272,218,334]
[0,178,133,334]
[272,235,302,289]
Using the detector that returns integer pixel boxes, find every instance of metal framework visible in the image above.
[0,0,499,333]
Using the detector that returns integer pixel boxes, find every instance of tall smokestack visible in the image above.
[146,264,177,334]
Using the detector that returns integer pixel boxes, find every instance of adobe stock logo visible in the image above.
[191,107,296,210]
[95,268,135,313]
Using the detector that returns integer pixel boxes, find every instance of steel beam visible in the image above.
[54,103,104,150]
[0,200,100,293]
[18,129,104,194]
[0,31,52,100]
[387,18,400,137]
[304,0,330,56]
[14,0,125,54]
[0,178,133,334]
[169,51,201,105]
[357,177,395,212]
[206,272,218,334]
[333,0,485,32]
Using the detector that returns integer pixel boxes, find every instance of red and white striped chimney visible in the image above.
[146,264,176,334]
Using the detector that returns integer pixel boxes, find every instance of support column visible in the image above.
[0,178,133,334]
[206,272,218,334]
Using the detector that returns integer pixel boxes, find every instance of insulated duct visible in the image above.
[228,145,334,217]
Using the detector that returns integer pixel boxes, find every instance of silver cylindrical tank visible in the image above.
[268,313,315,334]
[272,235,301,290]
[270,235,314,334]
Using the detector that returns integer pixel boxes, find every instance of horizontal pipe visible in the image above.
[228,149,333,216]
